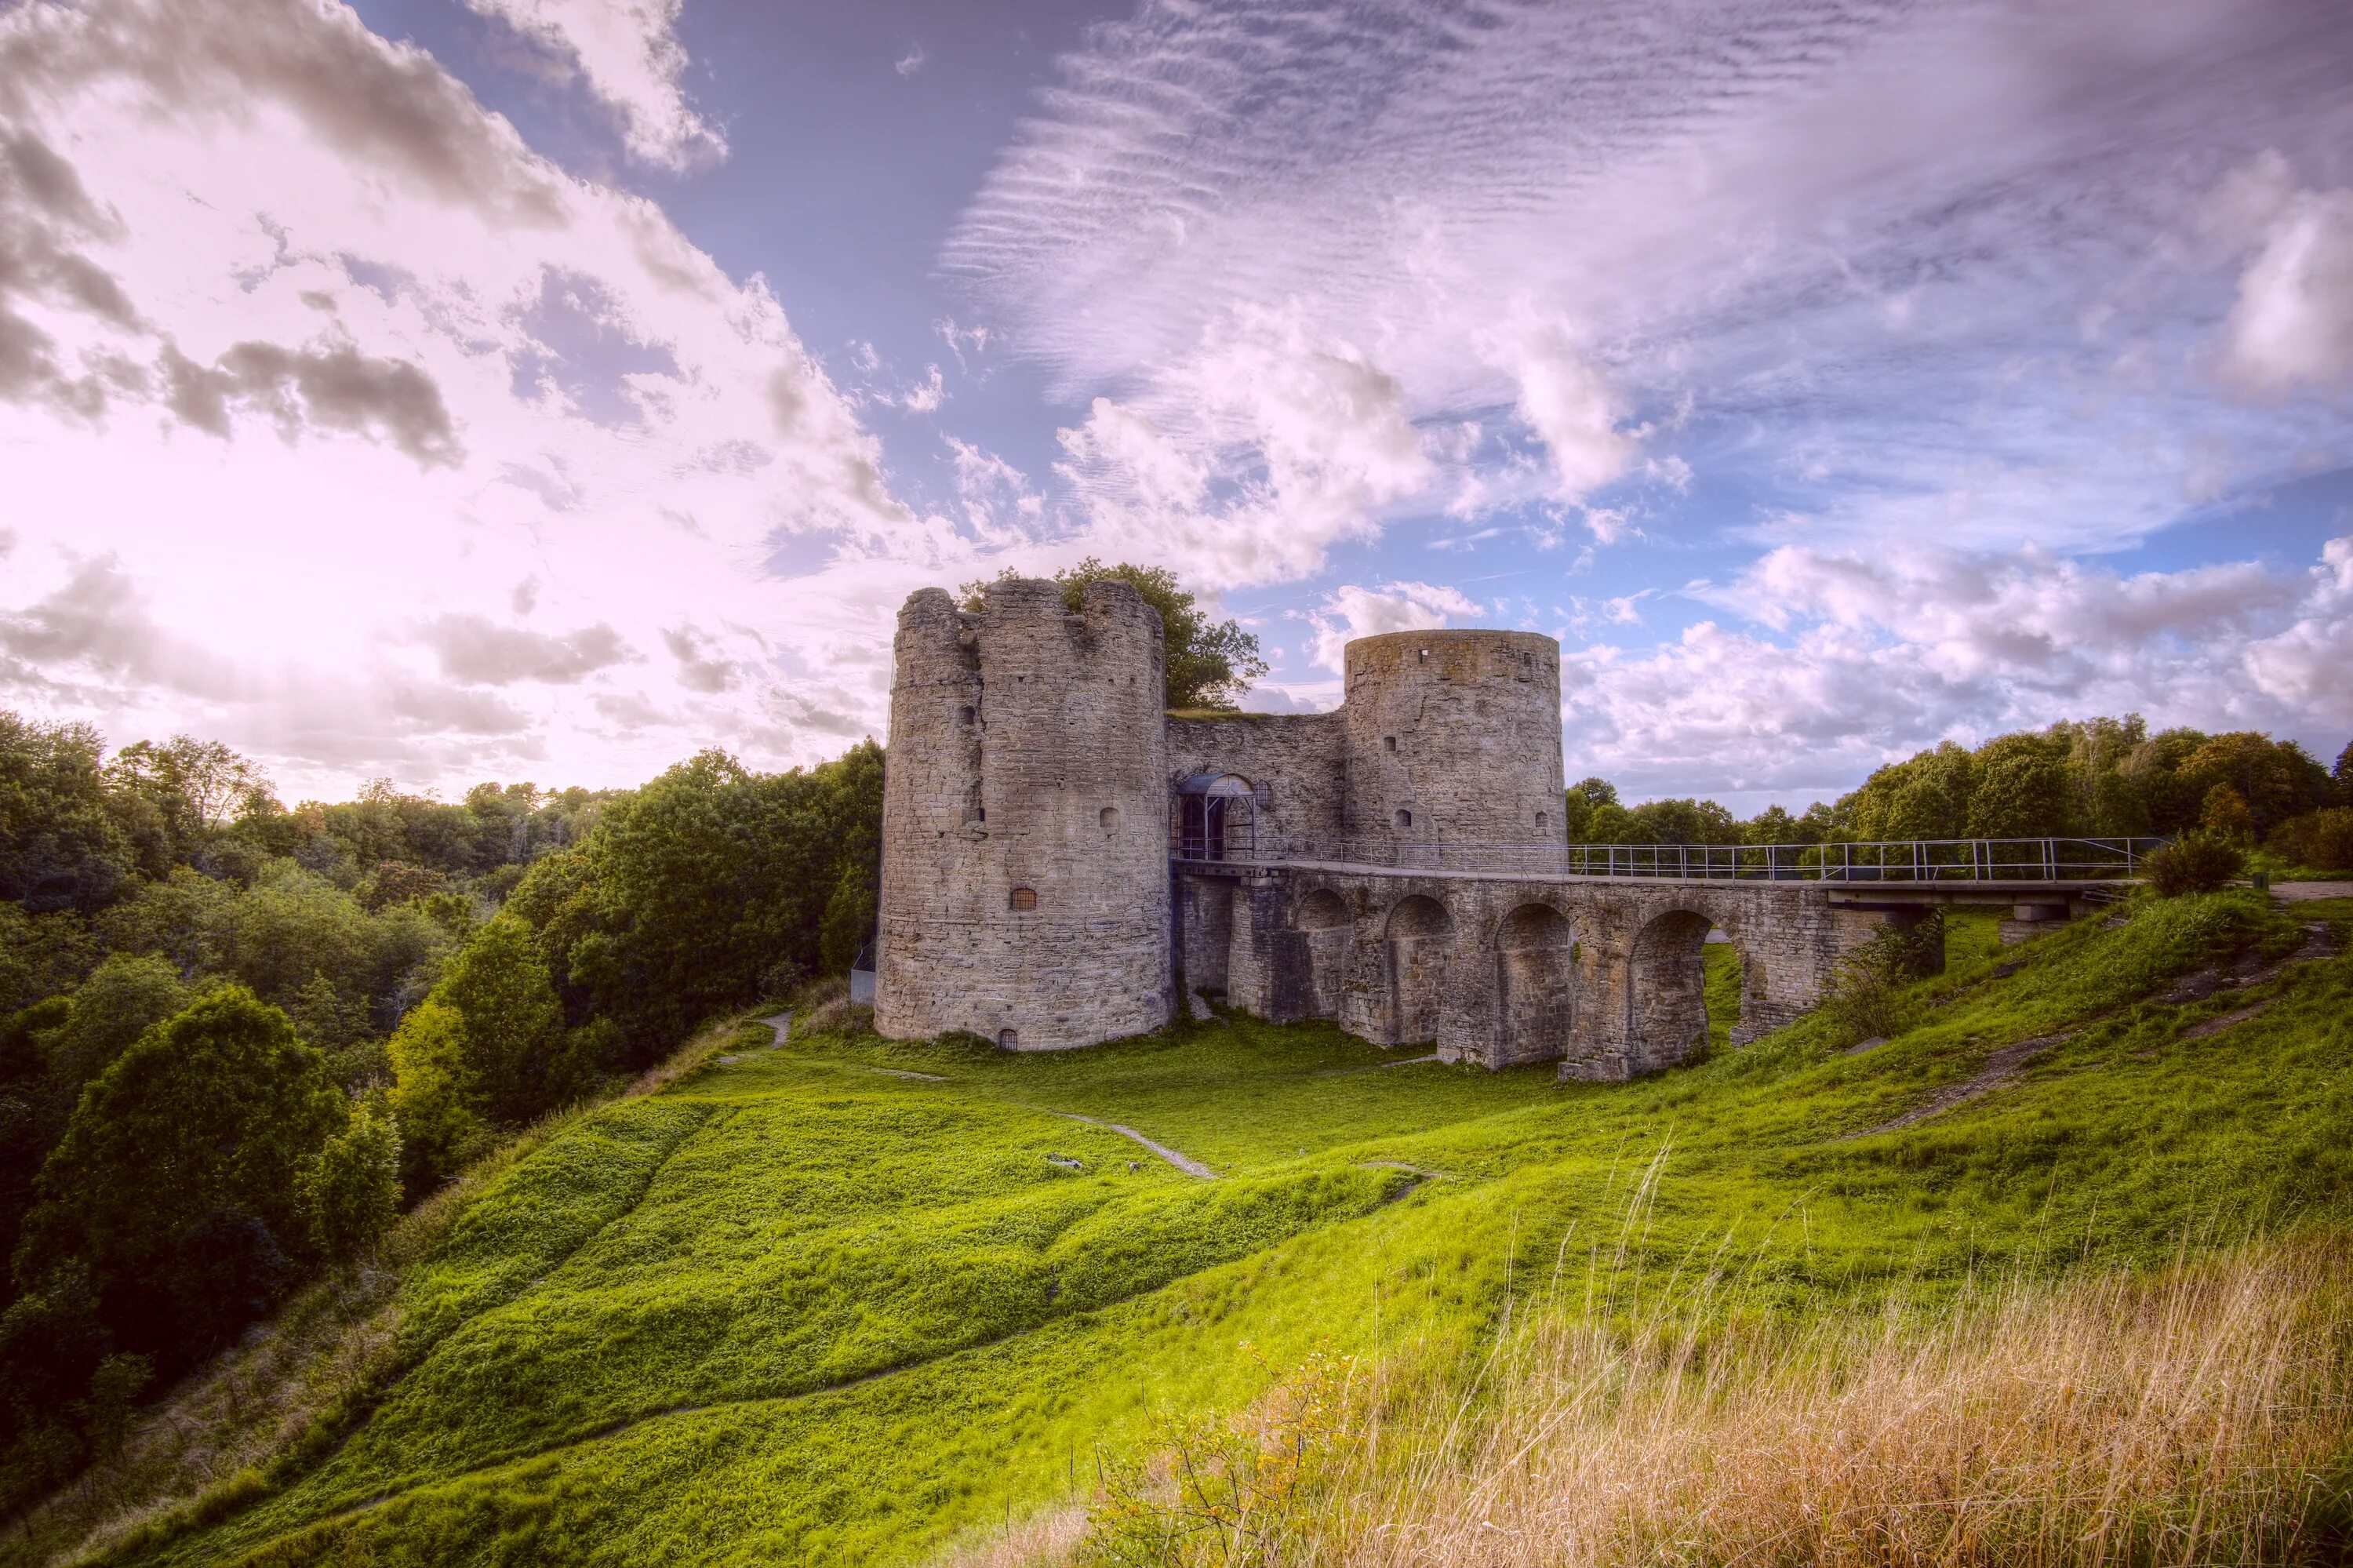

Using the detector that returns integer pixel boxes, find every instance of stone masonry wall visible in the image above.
[875,578,1173,1050]
[1174,864,1935,1079]
[1165,713,1347,849]
[1342,631,1566,849]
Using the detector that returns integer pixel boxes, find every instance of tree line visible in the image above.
[1562,716,2353,871]
[0,715,881,1508]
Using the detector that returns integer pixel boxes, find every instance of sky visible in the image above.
[2,0,2350,811]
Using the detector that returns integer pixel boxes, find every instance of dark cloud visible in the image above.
[662,626,737,693]
[0,555,242,698]
[385,678,533,736]
[592,692,665,728]
[419,613,634,685]
[0,128,135,408]
[221,340,460,464]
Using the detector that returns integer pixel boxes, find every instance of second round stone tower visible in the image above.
[874,577,1173,1050]
[1343,629,1565,849]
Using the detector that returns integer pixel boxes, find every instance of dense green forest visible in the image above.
[1,690,2347,1522]
[0,715,882,1510]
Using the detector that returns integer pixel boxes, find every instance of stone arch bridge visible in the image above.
[1173,842,2144,1079]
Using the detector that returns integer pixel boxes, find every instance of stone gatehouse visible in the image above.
[873,576,1940,1079]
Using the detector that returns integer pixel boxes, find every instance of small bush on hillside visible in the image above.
[1817,916,1941,1047]
[2268,807,2353,874]
[2147,832,2245,897]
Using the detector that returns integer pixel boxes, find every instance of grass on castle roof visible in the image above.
[104,890,2353,1568]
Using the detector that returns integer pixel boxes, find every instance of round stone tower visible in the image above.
[1342,629,1564,849]
[875,577,1173,1050]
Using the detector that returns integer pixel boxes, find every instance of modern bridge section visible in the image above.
[1170,852,2133,1080]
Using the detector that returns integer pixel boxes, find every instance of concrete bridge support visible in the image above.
[1172,865,1937,1079]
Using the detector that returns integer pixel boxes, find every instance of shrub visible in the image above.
[1816,916,1941,1046]
[2268,807,2353,874]
[2147,832,2246,897]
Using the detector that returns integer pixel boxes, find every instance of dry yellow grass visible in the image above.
[1029,1239,2353,1568]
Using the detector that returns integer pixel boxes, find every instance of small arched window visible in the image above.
[1099,806,1121,831]
[1535,810,1546,830]
[1009,886,1037,911]
[958,704,975,725]
[1394,809,1413,829]
[1384,735,1398,753]
[998,1028,1019,1050]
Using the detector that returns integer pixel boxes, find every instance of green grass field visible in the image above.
[96,891,2353,1567]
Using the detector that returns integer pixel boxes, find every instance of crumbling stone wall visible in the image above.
[879,580,1937,1076]
[875,578,1173,1050]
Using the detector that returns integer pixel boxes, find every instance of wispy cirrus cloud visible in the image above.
[946,0,2353,584]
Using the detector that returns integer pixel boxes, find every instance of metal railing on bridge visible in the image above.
[1173,836,2166,882]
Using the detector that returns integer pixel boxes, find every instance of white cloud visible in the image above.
[895,45,926,78]
[0,0,915,795]
[897,364,944,413]
[2206,153,2353,393]
[460,0,726,170]
[1052,308,1435,588]
[1497,318,1636,501]
[1302,580,1482,673]
[944,435,1041,542]
[1563,535,2353,798]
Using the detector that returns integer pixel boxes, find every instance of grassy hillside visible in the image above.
[40,890,2353,1566]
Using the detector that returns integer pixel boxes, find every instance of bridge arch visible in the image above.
[1384,893,1454,1045]
[1291,886,1353,1019]
[1627,908,1715,1073]
[1494,901,1577,1064]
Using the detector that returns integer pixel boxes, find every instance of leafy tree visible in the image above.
[2332,740,2352,806]
[1623,798,1739,845]
[304,1101,400,1261]
[0,957,190,1293]
[2177,733,2332,835]
[960,560,1269,711]
[816,740,885,973]
[103,736,272,875]
[387,1000,486,1190]
[0,903,96,1028]
[520,745,882,1058]
[2270,808,2353,872]
[1966,733,2071,839]
[1560,777,1618,841]
[12,989,345,1375]
[2200,784,2256,845]
[0,714,135,912]
[1849,741,1977,841]
[433,916,567,1126]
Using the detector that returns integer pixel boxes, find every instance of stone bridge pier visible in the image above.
[1174,864,1940,1079]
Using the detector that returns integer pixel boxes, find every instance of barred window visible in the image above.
[1009,886,1037,911]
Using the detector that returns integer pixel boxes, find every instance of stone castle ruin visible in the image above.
[875,577,2091,1078]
